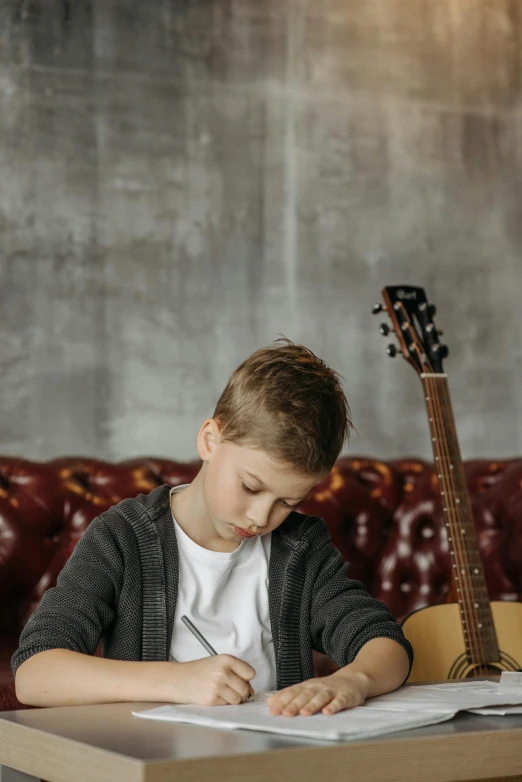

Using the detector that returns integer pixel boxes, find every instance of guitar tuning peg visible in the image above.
[437,329,444,336]
[439,345,449,359]
[379,323,390,336]
[428,304,437,318]
[386,344,397,358]
[372,304,383,315]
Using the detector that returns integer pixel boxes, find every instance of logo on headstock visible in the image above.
[397,289,417,301]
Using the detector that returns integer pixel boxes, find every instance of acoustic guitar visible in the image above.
[374,284,522,682]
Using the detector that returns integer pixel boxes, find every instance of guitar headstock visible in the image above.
[372,285,449,375]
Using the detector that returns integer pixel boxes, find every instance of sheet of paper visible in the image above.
[498,672,522,694]
[361,682,522,715]
[469,706,522,716]
[132,694,455,741]
[420,681,499,691]
[132,681,522,741]
[473,674,522,712]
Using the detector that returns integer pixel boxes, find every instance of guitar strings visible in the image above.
[398,305,487,673]
[411,336,486,673]
[425,373,487,675]
[438,378,497,667]
[422,367,484,672]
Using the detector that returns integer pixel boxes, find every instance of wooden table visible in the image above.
[1,695,522,782]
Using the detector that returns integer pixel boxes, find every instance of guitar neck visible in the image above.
[421,373,499,664]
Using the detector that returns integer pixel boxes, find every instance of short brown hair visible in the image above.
[213,338,353,474]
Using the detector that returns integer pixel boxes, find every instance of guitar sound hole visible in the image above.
[465,664,504,678]
[448,651,521,679]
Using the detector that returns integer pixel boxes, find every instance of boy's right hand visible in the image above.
[172,654,256,706]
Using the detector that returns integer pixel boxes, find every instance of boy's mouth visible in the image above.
[233,526,256,539]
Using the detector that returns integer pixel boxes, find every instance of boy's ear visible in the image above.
[197,418,221,461]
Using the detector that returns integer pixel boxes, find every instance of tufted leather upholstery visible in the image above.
[1,455,521,711]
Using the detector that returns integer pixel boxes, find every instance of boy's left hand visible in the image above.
[266,670,371,717]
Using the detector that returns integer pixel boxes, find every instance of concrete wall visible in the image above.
[1,0,521,462]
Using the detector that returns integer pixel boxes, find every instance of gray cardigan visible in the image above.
[12,484,413,689]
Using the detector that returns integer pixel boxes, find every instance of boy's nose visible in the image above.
[246,500,272,530]
[246,513,270,530]
[247,518,268,530]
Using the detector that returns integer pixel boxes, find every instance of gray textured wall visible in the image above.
[1,0,521,463]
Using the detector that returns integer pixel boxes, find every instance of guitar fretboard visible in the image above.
[421,373,499,665]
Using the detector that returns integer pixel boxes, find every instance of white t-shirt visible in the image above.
[168,485,277,692]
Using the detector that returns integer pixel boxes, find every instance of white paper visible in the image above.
[132,694,455,741]
[469,706,522,716]
[132,681,522,742]
[469,672,522,712]
[362,681,522,715]
[498,671,522,694]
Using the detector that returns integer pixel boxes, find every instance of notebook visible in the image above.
[132,680,522,742]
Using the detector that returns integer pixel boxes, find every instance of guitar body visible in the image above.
[402,601,522,682]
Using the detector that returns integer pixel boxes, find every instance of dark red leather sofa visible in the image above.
[1,455,521,711]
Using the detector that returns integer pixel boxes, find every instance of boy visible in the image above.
[13,339,412,718]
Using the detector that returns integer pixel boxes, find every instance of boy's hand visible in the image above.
[172,655,255,706]
[266,670,371,717]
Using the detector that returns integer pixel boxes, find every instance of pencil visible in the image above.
[180,615,255,700]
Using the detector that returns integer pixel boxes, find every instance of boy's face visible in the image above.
[198,420,326,544]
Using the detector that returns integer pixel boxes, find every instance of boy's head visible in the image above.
[195,339,353,543]
[213,337,351,474]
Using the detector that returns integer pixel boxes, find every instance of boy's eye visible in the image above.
[241,482,259,495]
[241,482,296,510]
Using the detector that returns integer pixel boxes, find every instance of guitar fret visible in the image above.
[450,561,487,579]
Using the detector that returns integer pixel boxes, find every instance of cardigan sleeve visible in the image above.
[308,531,414,678]
[11,513,124,677]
